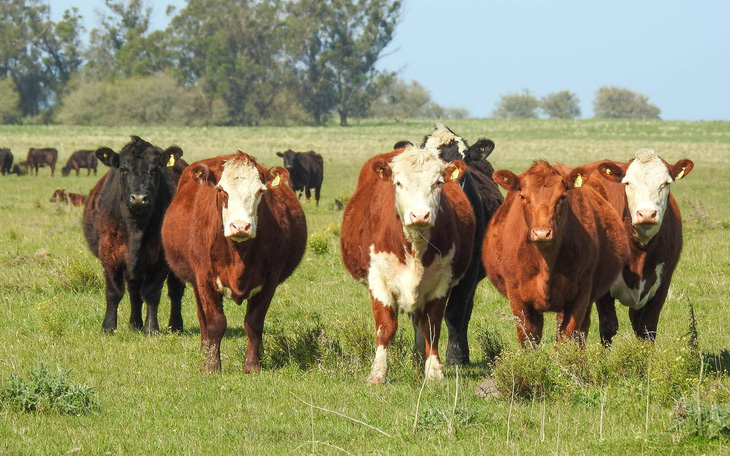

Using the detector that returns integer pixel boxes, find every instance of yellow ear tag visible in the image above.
[167,155,175,167]
[450,167,460,180]
[574,173,583,188]
[104,153,108,159]
[196,170,203,178]
[503,176,509,183]
[676,167,685,180]
[605,168,612,175]
[271,173,281,187]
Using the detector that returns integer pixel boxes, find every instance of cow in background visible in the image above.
[341,146,475,384]
[275,149,323,205]
[576,149,694,344]
[483,161,630,345]
[27,148,58,176]
[62,150,98,176]
[51,189,88,206]
[418,123,504,365]
[162,152,306,373]
[0,149,13,175]
[83,136,187,334]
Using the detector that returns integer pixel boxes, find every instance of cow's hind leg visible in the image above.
[596,294,619,346]
[444,266,479,366]
[369,296,398,385]
[167,273,185,332]
[417,298,447,381]
[195,279,225,373]
[243,288,277,374]
[101,269,125,333]
[314,185,321,206]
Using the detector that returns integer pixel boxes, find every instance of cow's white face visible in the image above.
[217,157,267,242]
[390,147,446,235]
[622,149,674,242]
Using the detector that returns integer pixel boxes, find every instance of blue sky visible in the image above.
[50,0,729,121]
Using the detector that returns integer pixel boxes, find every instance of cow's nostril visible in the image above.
[129,194,148,206]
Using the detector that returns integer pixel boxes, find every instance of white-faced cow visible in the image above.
[275,149,323,205]
[83,136,187,334]
[579,148,694,344]
[62,150,98,176]
[162,152,307,373]
[418,123,504,365]
[27,148,58,176]
[341,146,475,384]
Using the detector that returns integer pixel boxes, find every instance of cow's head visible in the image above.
[96,136,183,216]
[373,146,466,241]
[494,161,590,245]
[595,149,693,244]
[276,149,298,172]
[190,152,288,242]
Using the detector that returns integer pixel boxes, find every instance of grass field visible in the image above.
[0,119,729,454]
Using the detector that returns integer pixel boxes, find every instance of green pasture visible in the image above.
[0,119,729,454]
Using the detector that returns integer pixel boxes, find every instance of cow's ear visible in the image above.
[670,159,694,180]
[266,166,289,188]
[372,159,392,180]
[161,146,183,167]
[468,138,495,160]
[95,148,119,168]
[444,160,467,182]
[190,163,216,186]
[276,152,283,158]
[494,170,520,191]
[596,161,625,182]
[567,167,589,189]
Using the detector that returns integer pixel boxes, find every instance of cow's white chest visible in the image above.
[367,244,455,314]
[610,263,665,310]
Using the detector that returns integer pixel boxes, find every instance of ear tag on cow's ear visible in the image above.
[196,170,203,178]
[450,167,460,180]
[167,155,175,167]
[676,167,686,180]
[605,168,612,175]
[574,173,583,188]
[271,173,281,187]
[104,153,109,159]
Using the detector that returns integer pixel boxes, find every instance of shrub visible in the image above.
[308,231,331,255]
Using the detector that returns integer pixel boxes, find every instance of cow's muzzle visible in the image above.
[529,226,554,244]
[227,220,254,242]
[634,209,659,226]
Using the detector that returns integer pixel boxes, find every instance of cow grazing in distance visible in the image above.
[576,149,694,344]
[62,150,98,177]
[50,189,88,206]
[162,152,306,373]
[483,161,630,345]
[419,123,504,365]
[27,148,58,176]
[341,146,475,384]
[275,149,323,205]
[83,136,187,334]
[0,149,13,175]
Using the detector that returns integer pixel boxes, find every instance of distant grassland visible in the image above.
[0,119,729,454]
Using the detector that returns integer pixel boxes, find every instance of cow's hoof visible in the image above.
[367,374,386,385]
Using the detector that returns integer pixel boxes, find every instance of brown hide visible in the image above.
[483,161,629,345]
[161,153,306,373]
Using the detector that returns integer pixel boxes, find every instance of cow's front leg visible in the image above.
[196,279,226,373]
[417,298,447,381]
[510,299,544,346]
[596,293,619,346]
[127,278,145,330]
[369,296,397,385]
[243,288,276,374]
[101,269,125,333]
[166,273,185,333]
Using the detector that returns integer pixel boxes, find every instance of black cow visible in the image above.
[62,150,98,176]
[418,122,504,365]
[27,148,58,176]
[83,136,187,334]
[275,149,324,205]
[0,149,12,175]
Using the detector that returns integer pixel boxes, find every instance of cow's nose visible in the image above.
[129,194,148,206]
[635,209,658,225]
[229,221,253,239]
[409,211,431,226]
[530,227,553,243]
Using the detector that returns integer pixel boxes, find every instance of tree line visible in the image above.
[0,0,661,127]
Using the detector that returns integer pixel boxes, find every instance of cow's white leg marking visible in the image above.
[368,345,388,385]
[424,354,443,381]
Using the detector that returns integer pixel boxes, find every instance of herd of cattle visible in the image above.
[3,123,694,383]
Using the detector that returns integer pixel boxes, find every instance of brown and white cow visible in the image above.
[483,161,630,345]
[577,149,694,344]
[162,152,306,373]
[341,146,475,384]
[50,189,87,206]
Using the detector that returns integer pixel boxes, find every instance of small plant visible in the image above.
[474,323,505,364]
[0,364,100,415]
[672,398,730,439]
[308,231,331,255]
[262,314,325,370]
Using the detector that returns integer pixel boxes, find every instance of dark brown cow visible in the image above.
[27,148,58,176]
[162,152,306,373]
[572,149,694,344]
[0,149,12,175]
[341,146,475,384]
[275,149,323,205]
[483,161,630,345]
[50,189,88,206]
[83,136,187,334]
[62,150,98,177]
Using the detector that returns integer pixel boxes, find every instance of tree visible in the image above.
[492,89,539,119]
[593,86,661,119]
[368,76,429,121]
[0,78,21,123]
[0,0,83,118]
[540,90,580,119]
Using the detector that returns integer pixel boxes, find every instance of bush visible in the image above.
[540,90,581,119]
[492,89,539,119]
[593,85,661,119]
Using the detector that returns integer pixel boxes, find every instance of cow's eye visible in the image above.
[395,181,402,188]
[119,167,129,175]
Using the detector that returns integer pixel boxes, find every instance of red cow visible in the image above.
[50,189,88,206]
[574,149,694,344]
[341,146,475,384]
[483,161,630,345]
[162,152,306,373]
